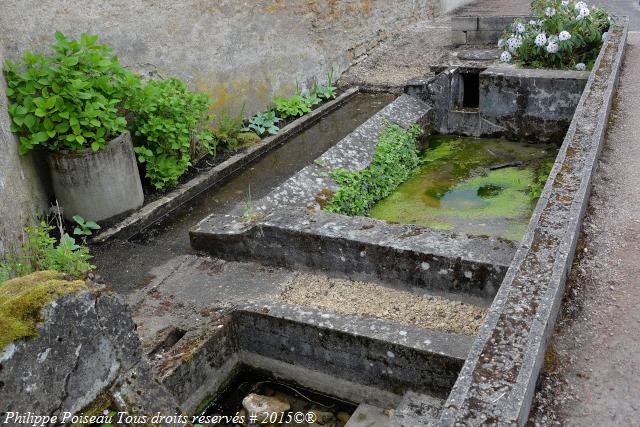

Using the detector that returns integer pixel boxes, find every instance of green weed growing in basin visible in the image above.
[243,110,281,136]
[324,122,423,216]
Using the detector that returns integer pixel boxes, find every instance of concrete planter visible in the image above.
[47,131,144,222]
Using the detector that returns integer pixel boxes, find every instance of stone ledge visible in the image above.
[191,208,514,300]
[127,253,476,413]
[439,18,629,426]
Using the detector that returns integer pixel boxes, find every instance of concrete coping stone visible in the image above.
[93,87,360,243]
[482,66,591,80]
[439,18,629,426]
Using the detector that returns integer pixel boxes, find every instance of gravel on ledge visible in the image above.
[280,272,487,336]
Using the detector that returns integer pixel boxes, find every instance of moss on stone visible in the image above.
[0,270,87,350]
[237,131,261,145]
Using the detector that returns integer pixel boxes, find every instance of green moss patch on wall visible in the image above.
[0,270,87,349]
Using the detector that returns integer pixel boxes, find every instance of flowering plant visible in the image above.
[497,0,611,70]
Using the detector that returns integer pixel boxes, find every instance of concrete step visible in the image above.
[390,391,445,427]
[345,403,392,427]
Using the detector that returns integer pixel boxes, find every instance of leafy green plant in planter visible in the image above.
[315,67,337,101]
[4,32,139,154]
[497,0,610,70]
[273,93,312,119]
[127,77,216,190]
[4,32,145,222]
[243,110,281,136]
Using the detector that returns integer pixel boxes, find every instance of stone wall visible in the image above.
[479,67,589,141]
[0,0,442,116]
[451,15,532,46]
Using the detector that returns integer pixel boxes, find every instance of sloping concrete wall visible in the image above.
[0,48,49,256]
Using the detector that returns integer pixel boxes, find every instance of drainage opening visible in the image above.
[461,72,480,109]
[148,326,186,358]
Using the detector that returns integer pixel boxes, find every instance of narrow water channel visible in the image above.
[92,93,395,292]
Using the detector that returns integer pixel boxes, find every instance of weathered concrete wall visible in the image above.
[409,65,589,142]
[0,0,440,116]
[479,67,589,141]
[451,15,532,46]
[0,47,49,256]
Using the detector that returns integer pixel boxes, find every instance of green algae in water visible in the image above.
[369,135,558,241]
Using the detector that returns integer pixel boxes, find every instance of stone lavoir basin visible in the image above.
[369,135,559,241]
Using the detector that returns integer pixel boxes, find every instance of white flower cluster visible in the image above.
[507,36,522,52]
[575,1,591,20]
[535,33,547,47]
[496,1,608,68]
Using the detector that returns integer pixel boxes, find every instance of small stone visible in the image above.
[337,411,351,423]
[242,393,290,415]
[310,410,335,424]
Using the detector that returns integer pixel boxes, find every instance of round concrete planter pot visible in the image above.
[47,131,144,222]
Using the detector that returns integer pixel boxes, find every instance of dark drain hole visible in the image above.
[148,327,186,358]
